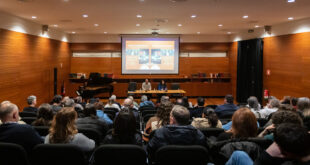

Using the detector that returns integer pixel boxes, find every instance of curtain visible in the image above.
[236,38,263,103]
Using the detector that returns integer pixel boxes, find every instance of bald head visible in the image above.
[0,101,19,122]
[123,98,133,108]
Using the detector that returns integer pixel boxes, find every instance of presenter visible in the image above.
[157,80,167,90]
[142,79,152,91]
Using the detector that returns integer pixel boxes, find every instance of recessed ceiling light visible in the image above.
[288,17,294,20]
[178,24,182,27]
[287,0,295,3]
[227,32,232,34]
[82,14,88,18]
[136,24,140,26]
[31,16,37,19]
[166,32,170,34]
[218,24,223,27]
[255,25,260,28]
[136,14,142,18]
[243,15,249,19]
[52,24,58,27]
[139,0,144,2]
[191,15,197,18]
[104,32,108,34]
[197,32,200,34]
[94,24,99,27]
[63,0,69,2]
[72,31,76,34]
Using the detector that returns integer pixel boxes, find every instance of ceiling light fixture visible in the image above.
[287,0,295,3]
[53,24,58,27]
[104,32,108,34]
[288,17,294,20]
[197,32,200,34]
[136,14,142,18]
[94,24,99,27]
[31,16,37,19]
[255,25,260,28]
[136,24,140,26]
[178,24,182,27]
[218,24,223,27]
[243,15,249,19]
[72,31,76,34]
[227,32,232,34]
[191,15,197,18]
[82,14,88,18]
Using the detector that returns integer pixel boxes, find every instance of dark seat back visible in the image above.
[171,83,180,90]
[141,109,157,117]
[257,118,268,127]
[19,112,37,117]
[128,82,137,91]
[93,144,147,165]
[155,145,208,165]
[205,105,218,109]
[0,143,30,165]
[33,126,49,136]
[139,106,155,112]
[247,137,273,150]
[199,128,225,138]
[21,117,37,125]
[32,144,86,165]
[104,110,116,120]
[104,107,119,112]
[78,128,102,146]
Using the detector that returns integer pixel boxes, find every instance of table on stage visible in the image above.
[128,89,186,96]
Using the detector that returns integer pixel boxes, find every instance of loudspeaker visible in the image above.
[42,25,49,35]
[264,25,272,35]
[54,68,57,96]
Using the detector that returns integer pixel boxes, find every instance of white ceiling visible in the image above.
[0,0,310,35]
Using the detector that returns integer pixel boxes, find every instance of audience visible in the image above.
[247,96,261,118]
[23,95,38,114]
[215,94,238,118]
[218,107,258,141]
[122,98,139,120]
[32,103,54,126]
[0,101,43,154]
[297,97,310,112]
[258,98,280,119]
[181,96,193,109]
[143,101,173,141]
[76,104,109,137]
[51,95,63,113]
[94,102,113,125]
[280,96,291,105]
[104,96,121,111]
[191,107,222,129]
[109,95,121,109]
[291,97,298,110]
[127,96,139,109]
[45,107,95,152]
[191,97,205,117]
[63,98,75,107]
[139,95,155,108]
[103,108,142,145]
[147,105,206,159]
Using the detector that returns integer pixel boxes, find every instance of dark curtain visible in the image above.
[236,38,263,103]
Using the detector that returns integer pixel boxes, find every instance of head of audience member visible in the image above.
[160,95,170,104]
[297,97,310,111]
[27,95,37,107]
[224,94,234,104]
[113,108,137,143]
[197,97,205,107]
[84,104,98,119]
[268,98,281,109]
[291,97,298,107]
[274,123,310,160]
[281,96,291,105]
[202,108,219,128]
[145,79,149,84]
[231,107,258,138]
[182,96,190,108]
[247,96,259,111]
[279,104,294,111]
[33,104,54,126]
[110,95,117,102]
[94,101,104,111]
[63,99,75,107]
[271,110,303,127]
[0,101,19,123]
[175,98,183,106]
[141,95,148,103]
[49,107,78,143]
[74,96,83,104]
[156,101,173,126]
[127,96,135,102]
[123,98,134,109]
[51,95,62,105]
[170,105,190,126]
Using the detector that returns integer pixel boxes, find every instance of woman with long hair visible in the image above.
[103,108,142,145]
[45,107,95,151]
[143,101,173,141]
[191,107,222,129]
[32,103,54,126]
[217,107,258,141]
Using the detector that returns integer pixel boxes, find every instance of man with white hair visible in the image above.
[0,101,43,153]
[23,95,38,113]
[139,95,154,108]
[110,94,121,109]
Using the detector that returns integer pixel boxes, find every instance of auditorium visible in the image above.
[0,0,310,165]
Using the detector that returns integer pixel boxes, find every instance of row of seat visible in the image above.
[0,143,209,165]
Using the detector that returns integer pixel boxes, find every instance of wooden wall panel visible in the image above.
[0,28,71,109]
[229,42,238,98]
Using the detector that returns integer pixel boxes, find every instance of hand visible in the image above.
[266,142,285,158]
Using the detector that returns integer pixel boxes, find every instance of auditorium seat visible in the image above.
[128,82,137,92]
[199,128,225,138]
[33,126,49,136]
[0,143,30,165]
[78,128,102,146]
[205,105,218,109]
[170,83,181,98]
[139,106,156,112]
[103,109,116,120]
[19,111,37,117]
[21,117,36,125]
[154,145,208,165]
[257,118,268,127]
[141,109,157,117]
[32,144,87,165]
[104,107,119,112]
[93,144,147,165]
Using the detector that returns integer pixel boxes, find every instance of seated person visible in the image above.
[76,104,109,137]
[181,96,193,109]
[297,97,310,112]
[147,105,206,159]
[258,98,280,119]
[45,107,95,152]
[143,101,173,142]
[128,96,139,109]
[142,78,151,91]
[94,102,113,125]
[191,108,222,129]
[215,94,238,118]
[50,95,63,113]
[108,95,121,109]
[191,97,205,117]
[102,109,142,145]
[23,95,38,114]
[119,98,139,121]
[258,110,303,141]
[139,95,155,108]
[247,96,261,118]
[217,107,258,141]
[32,103,54,126]
[0,101,43,154]
[104,96,121,111]
[157,80,167,90]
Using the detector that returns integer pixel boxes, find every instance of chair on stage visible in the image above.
[128,82,137,96]
[170,83,181,98]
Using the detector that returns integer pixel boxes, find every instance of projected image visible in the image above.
[151,49,162,64]
[138,49,149,64]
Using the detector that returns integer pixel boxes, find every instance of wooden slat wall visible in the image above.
[229,42,238,98]
[0,28,71,109]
